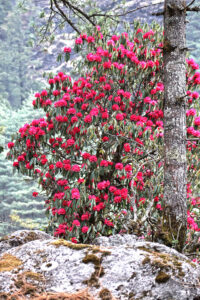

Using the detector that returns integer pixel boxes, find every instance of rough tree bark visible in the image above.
[163,0,187,251]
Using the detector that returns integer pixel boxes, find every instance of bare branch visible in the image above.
[92,1,164,18]
[185,0,196,9]
[53,0,81,34]
[152,10,164,16]
[61,0,96,26]
[186,6,200,11]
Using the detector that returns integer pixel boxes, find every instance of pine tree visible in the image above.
[0,97,47,236]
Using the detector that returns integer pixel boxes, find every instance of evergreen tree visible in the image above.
[0,97,46,236]
[0,0,41,108]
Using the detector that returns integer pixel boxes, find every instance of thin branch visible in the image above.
[61,0,96,26]
[89,1,164,18]
[152,10,164,16]
[40,10,55,43]
[185,0,196,9]
[186,6,200,11]
[53,0,81,34]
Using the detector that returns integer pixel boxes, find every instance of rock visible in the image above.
[0,231,200,299]
[0,230,51,255]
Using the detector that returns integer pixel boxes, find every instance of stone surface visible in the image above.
[0,231,200,299]
[0,230,51,255]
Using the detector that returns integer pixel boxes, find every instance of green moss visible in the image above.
[82,254,101,265]
[137,246,153,253]
[0,231,40,244]
[51,239,89,250]
[14,279,24,289]
[82,250,106,288]
[128,292,135,299]
[99,288,113,300]
[137,245,188,278]
[160,215,186,251]
[51,239,111,255]
[142,256,151,265]
[51,239,111,289]
[20,231,39,243]
[178,270,186,277]
[92,248,111,256]
[0,253,22,272]
[24,271,43,281]
[155,271,171,283]
[151,258,168,269]
[83,273,101,288]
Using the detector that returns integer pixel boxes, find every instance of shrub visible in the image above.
[7,22,200,244]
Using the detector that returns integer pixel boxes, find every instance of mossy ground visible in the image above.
[155,271,171,283]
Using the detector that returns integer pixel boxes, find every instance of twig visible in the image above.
[186,5,200,11]
[185,0,196,9]
[90,1,164,18]
[152,11,164,16]
[53,0,81,34]
[61,0,96,26]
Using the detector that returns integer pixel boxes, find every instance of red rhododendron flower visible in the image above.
[84,115,92,123]
[104,219,114,227]
[75,37,83,44]
[124,143,131,152]
[82,152,91,159]
[81,226,89,233]
[71,188,80,199]
[56,161,63,168]
[116,113,124,121]
[8,142,14,149]
[57,208,66,215]
[71,165,80,172]
[73,219,80,226]
[89,155,97,162]
[100,160,109,167]
[115,163,123,170]
[125,164,132,172]
[103,61,111,69]
[64,47,71,53]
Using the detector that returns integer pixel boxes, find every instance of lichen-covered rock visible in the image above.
[0,230,51,255]
[0,231,200,299]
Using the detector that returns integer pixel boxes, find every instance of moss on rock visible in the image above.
[51,239,89,250]
[99,288,113,300]
[0,253,22,272]
[155,271,171,283]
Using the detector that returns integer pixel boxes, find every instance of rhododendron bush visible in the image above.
[7,22,200,245]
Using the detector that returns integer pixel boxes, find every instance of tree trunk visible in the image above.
[163,0,187,251]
